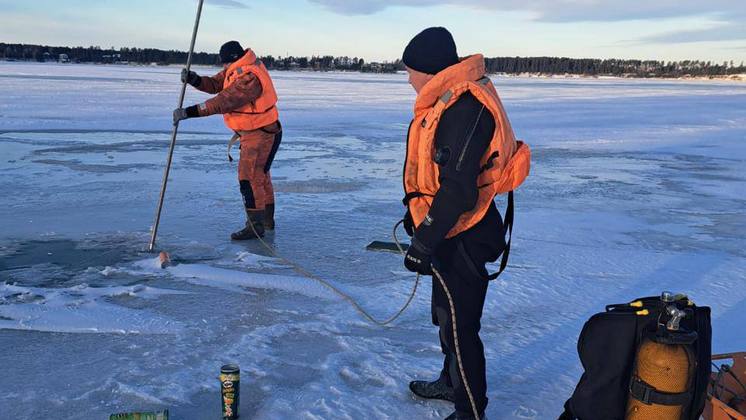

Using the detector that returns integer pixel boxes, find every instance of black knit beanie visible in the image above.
[402,27,459,75]
[220,41,244,64]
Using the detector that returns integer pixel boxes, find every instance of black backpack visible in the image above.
[558,294,712,420]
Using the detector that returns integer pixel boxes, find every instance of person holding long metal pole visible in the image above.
[400,27,531,419]
[148,0,204,252]
[174,41,282,240]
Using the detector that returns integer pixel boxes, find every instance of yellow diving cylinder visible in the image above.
[626,292,696,420]
[626,338,693,419]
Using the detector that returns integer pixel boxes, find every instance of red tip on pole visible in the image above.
[158,251,171,269]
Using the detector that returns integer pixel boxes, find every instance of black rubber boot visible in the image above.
[409,377,455,403]
[231,209,265,240]
[444,410,485,420]
[264,203,275,231]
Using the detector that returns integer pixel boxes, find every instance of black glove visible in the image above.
[404,237,433,275]
[172,105,200,125]
[181,68,201,87]
[403,209,415,237]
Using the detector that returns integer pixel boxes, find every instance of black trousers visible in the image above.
[431,239,493,415]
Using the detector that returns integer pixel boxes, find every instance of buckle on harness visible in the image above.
[640,384,653,405]
[402,191,426,206]
[479,151,500,174]
[630,378,653,405]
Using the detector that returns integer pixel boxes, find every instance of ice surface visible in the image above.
[0,282,186,334]
[166,263,336,299]
[1,62,745,419]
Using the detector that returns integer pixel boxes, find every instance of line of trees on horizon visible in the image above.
[0,43,398,73]
[2,43,745,78]
[483,56,746,78]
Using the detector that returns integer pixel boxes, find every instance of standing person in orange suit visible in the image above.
[174,40,281,239]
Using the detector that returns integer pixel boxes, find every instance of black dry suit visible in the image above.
[409,91,508,416]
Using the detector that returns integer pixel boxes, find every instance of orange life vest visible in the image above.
[403,54,531,239]
[223,49,279,131]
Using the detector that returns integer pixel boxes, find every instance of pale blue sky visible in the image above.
[1,0,744,63]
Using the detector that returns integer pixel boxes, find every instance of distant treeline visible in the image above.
[2,43,745,77]
[484,57,746,78]
[0,43,398,73]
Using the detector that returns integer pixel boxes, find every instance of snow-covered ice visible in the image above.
[1,62,745,419]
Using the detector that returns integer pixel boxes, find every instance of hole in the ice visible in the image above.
[0,239,133,273]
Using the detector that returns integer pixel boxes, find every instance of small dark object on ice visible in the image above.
[366,240,409,253]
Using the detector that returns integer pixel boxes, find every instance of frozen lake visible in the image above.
[1,62,745,419]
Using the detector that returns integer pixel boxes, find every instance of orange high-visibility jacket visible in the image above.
[404,54,531,238]
[222,49,279,131]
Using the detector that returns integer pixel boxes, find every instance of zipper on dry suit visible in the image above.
[402,119,415,198]
[455,104,486,172]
